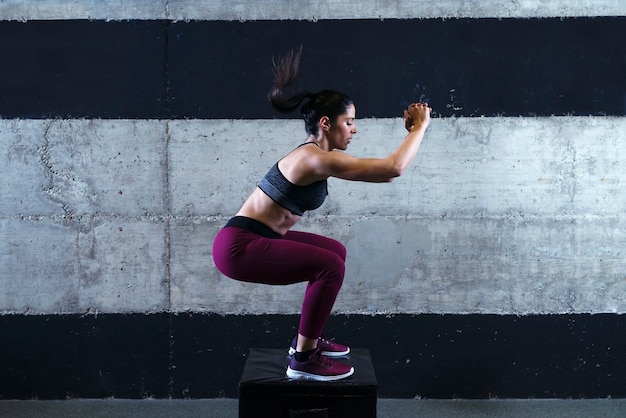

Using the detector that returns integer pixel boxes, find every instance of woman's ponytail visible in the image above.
[267,46,312,114]
[267,46,353,136]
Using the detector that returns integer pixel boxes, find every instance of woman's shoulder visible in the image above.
[278,143,329,183]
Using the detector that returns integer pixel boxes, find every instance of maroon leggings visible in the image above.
[212,217,346,339]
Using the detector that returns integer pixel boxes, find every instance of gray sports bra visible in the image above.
[258,144,328,216]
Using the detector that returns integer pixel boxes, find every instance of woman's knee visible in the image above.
[323,252,346,286]
[329,239,347,262]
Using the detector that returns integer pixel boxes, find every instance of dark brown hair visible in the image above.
[268,46,353,136]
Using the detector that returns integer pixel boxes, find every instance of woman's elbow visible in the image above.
[382,168,403,182]
[374,160,404,182]
[390,165,405,179]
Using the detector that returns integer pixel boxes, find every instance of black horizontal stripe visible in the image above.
[0,17,624,119]
[1,313,625,399]
[0,20,168,119]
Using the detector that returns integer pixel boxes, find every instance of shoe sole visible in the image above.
[286,366,354,381]
[288,347,350,357]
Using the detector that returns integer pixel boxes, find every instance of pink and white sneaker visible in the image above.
[286,348,354,381]
[288,335,350,357]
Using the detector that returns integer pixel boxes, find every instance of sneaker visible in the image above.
[288,335,350,357]
[286,348,354,381]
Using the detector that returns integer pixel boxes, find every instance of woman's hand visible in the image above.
[404,102,431,132]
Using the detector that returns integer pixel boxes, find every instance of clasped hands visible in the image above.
[404,102,431,132]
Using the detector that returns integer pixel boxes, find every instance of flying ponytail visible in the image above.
[268,46,354,136]
[267,46,312,114]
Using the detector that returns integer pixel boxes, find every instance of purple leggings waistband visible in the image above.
[225,216,281,238]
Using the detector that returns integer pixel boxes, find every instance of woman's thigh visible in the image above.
[282,230,346,261]
[214,227,344,285]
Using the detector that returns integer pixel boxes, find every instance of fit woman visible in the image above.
[212,48,431,381]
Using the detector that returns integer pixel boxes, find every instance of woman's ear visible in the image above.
[320,116,331,131]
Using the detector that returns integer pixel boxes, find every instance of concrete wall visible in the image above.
[176,116,625,315]
[2,116,624,315]
[1,0,624,20]
[1,1,625,316]
[1,0,625,401]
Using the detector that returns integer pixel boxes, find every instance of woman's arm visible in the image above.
[316,103,431,183]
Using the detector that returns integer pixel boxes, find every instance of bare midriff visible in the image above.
[235,187,302,236]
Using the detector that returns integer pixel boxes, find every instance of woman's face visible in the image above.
[328,104,357,151]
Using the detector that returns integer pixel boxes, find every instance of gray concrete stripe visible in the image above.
[2,117,624,315]
[0,0,624,21]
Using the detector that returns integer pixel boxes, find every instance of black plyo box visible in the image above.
[239,348,377,418]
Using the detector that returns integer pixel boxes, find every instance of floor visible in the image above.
[1,398,625,418]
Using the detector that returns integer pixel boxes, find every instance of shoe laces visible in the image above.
[319,334,335,345]
[312,349,335,368]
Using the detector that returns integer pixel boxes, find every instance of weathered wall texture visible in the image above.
[0,1,625,316]
[2,117,624,315]
[1,0,625,401]
[0,0,623,20]
[172,117,625,315]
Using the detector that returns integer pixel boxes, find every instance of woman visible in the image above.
[212,47,431,381]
